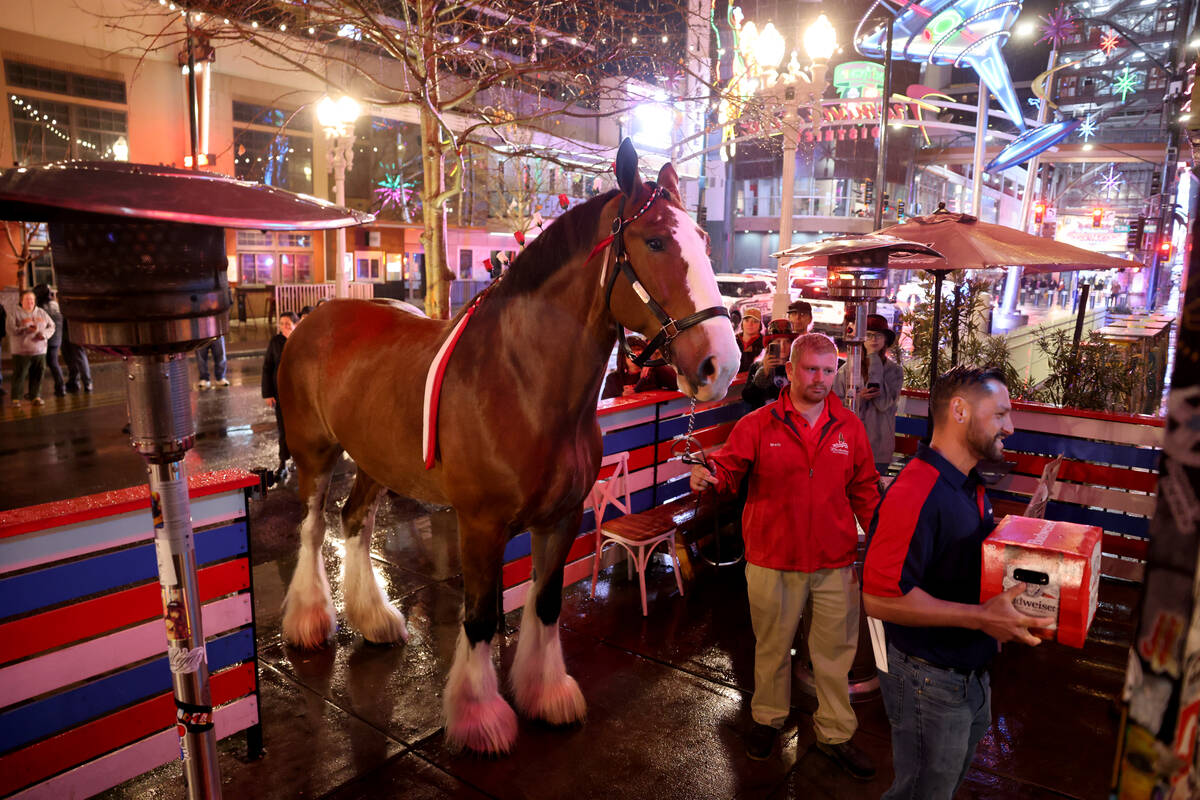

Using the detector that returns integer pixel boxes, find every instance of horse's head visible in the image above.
[603,140,739,402]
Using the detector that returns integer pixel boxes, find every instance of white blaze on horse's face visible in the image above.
[663,205,739,402]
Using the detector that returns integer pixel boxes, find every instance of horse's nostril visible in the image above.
[699,355,718,381]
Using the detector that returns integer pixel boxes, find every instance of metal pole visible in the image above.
[872,16,894,231]
[185,33,199,170]
[779,125,798,256]
[845,302,869,413]
[126,354,222,800]
[970,85,989,217]
[333,137,350,298]
[722,156,736,272]
[925,270,945,439]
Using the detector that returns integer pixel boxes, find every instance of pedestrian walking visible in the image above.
[61,315,93,393]
[33,284,66,396]
[7,289,55,408]
[195,334,229,389]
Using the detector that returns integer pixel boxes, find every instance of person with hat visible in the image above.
[600,335,678,400]
[833,314,904,475]
[787,300,813,335]
[737,308,765,374]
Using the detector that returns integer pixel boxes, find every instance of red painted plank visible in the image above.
[894,435,1158,493]
[0,469,258,539]
[0,662,256,797]
[0,559,250,665]
[503,532,594,589]
[1103,533,1148,561]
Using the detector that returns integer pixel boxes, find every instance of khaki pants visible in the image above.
[746,562,860,744]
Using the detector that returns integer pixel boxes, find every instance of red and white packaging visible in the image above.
[980,515,1103,648]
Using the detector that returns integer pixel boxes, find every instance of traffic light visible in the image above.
[1150,171,1162,196]
[898,200,906,218]
[1126,216,1145,251]
[1033,201,1047,224]
[1158,237,1172,258]
[1091,207,1104,228]
[864,180,874,204]
[882,191,890,211]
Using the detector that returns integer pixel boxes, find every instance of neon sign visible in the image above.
[832,61,885,99]
[854,0,1028,132]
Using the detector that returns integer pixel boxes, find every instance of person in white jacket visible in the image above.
[7,289,56,408]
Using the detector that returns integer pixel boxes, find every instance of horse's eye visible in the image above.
[646,238,664,252]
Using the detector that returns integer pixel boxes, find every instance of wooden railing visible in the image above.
[273,282,375,315]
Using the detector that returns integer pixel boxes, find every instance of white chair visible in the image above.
[588,451,686,616]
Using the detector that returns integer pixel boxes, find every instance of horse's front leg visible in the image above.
[341,469,409,644]
[443,516,518,754]
[511,509,587,726]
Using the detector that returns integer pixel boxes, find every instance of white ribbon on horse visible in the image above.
[422,305,482,470]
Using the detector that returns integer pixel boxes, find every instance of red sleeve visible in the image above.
[703,412,760,496]
[848,420,881,531]
[863,459,940,598]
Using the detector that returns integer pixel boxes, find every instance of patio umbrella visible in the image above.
[874,212,1143,396]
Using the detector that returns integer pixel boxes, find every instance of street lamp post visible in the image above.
[733,14,835,319]
[317,95,361,298]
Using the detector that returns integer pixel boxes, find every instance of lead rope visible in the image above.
[673,397,742,568]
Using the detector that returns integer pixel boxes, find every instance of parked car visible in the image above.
[716,274,774,328]
[894,278,959,311]
[789,273,902,336]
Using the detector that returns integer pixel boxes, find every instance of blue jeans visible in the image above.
[879,642,991,800]
[195,336,227,381]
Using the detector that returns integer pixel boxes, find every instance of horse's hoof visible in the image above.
[444,695,518,755]
[347,597,410,645]
[281,600,337,649]
[514,674,587,726]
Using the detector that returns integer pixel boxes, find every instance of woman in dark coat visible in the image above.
[262,311,299,480]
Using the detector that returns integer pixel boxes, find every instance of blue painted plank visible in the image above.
[601,422,657,456]
[0,523,249,619]
[657,403,747,440]
[0,628,254,753]
[896,415,1159,470]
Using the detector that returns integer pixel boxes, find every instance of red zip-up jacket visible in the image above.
[705,390,881,572]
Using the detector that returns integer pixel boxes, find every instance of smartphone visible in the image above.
[867,382,880,390]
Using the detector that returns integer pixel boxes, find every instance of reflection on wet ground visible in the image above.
[3,355,1131,798]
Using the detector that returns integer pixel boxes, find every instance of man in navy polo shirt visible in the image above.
[863,365,1049,799]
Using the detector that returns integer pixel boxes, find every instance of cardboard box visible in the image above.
[980,515,1103,648]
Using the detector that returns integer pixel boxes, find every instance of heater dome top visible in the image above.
[0,161,373,230]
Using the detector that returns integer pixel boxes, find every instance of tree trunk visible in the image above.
[419,108,452,319]
[417,0,452,320]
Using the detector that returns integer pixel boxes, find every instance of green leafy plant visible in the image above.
[1035,327,1142,411]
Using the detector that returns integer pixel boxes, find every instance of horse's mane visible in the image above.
[490,189,623,299]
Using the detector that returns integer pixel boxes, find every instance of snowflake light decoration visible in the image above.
[374,173,411,208]
[1038,5,1077,49]
[1097,165,1124,198]
[1099,30,1120,57]
[1113,67,1140,103]
[1078,114,1098,141]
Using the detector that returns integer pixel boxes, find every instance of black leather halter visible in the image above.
[597,186,729,368]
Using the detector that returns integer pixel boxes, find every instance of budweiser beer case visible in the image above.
[980,515,1103,648]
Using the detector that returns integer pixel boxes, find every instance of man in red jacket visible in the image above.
[690,333,880,774]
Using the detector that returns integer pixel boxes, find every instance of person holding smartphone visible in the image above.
[832,314,903,475]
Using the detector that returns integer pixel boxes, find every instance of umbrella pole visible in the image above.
[950,282,961,365]
[1066,282,1091,401]
[926,271,945,440]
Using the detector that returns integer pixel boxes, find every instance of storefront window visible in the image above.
[235,230,314,285]
[233,101,313,193]
[5,61,128,165]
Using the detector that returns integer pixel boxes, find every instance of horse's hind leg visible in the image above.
[341,470,409,644]
[511,511,587,726]
[443,515,517,754]
[282,443,340,648]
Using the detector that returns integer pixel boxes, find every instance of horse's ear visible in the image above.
[656,162,681,198]
[615,138,640,198]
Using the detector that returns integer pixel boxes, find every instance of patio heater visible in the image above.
[0,162,371,799]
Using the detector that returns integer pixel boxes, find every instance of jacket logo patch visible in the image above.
[830,432,849,456]
[768,442,782,448]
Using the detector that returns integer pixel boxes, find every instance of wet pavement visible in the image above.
[1,350,1133,799]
